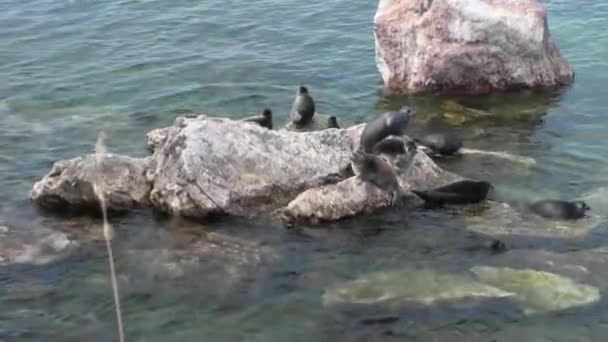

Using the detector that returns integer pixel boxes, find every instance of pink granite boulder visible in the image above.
[374,0,574,94]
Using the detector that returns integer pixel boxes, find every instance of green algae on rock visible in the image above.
[322,268,513,307]
[471,266,601,315]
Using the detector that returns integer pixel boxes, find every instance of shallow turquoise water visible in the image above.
[2,0,608,341]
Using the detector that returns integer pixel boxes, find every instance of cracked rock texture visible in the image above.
[374,0,574,94]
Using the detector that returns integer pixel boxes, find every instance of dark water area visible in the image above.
[2,0,608,341]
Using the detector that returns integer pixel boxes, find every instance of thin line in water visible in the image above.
[94,131,125,342]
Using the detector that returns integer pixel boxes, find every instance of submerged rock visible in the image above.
[323,268,513,307]
[374,0,574,94]
[0,225,78,266]
[471,266,600,315]
[146,115,359,218]
[30,153,151,212]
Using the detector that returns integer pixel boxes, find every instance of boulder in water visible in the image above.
[374,0,574,94]
[30,153,151,212]
[145,115,360,218]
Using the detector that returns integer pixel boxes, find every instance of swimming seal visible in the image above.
[351,151,400,203]
[359,107,414,152]
[242,108,273,129]
[290,86,315,126]
[328,116,340,129]
[412,180,493,205]
[529,200,590,220]
[414,132,463,156]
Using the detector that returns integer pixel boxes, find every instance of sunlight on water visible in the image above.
[93,131,125,342]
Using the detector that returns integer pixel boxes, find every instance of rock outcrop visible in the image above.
[374,0,574,94]
[145,115,359,218]
[277,140,457,224]
[30,154,151,212]
[31,115,455,222]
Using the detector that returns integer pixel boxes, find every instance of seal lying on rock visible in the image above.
[372,138,417,156]
[529,200,590,220]
[359,107,414,152]
[290,86,316,126]
[242,108,273,129]
[414,132,463,156]
[351,151,401,204]
[412,180,493,205]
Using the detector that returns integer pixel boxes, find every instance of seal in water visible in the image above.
[290,86,315,126]
[359,107,414,152]
[412,180,493,205]
[529,200,590,220]
[351,151,400,203]
[328,116,340,129]
[414,132,463,156]
[242,108,273,129]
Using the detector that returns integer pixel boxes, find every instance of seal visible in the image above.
[414,132,463,156]
[412,180,493,205]
[359,107,414,152]
[372,137,407,155]
[290,86,315,126]
[529,200,590,220]
[351,151,400,203]
[242,108,273,129]
[328,116,340,129]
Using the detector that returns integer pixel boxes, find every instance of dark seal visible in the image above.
[412,180,493,205]
[242,108,273,129]
[529,200,590,220]
[359,107,414,153]
[414,132,463,156]
[290,86,315,126]
[351,151,400,204]
[371,138,415,155]
[328,116,340,129]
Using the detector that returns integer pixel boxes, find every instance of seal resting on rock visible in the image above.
[242,108,273,129]
[529,200,590,220]
[290,86,315,126]
[412,180,493,206]
[351,151,400,204]
[372,137,411,155]
[414,132,463,156]
[328,116,340,129]
[359,107,414,152]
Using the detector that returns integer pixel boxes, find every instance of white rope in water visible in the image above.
[95,132,125,342]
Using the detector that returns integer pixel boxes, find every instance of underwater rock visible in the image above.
[30,153,151,212]
[322,268,513,307]
[374,0,574,94]
[0,225,78,266]
[471,266,600,315]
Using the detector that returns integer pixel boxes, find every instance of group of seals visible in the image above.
[241,85,344,131]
